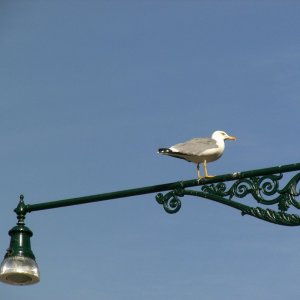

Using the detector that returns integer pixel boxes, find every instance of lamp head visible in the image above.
[0,223,40,285]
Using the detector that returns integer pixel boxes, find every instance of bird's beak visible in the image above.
[227,135,237,141]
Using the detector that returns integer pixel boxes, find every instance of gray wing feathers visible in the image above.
[170,138,217,155]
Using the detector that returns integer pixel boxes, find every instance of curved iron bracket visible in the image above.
[156,170,300,226]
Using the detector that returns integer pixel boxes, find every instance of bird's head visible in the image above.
[212,131,237,141]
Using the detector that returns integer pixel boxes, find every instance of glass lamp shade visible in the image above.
[0,256,40,285]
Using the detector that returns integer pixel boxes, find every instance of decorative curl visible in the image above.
[260,176,279,196]
[280,173,300,209]
[232,178,255,199]
[258,174,282,196]
[155,190,182,214]
[201,182,229,197]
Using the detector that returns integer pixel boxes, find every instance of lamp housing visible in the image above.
[0,223,40,285]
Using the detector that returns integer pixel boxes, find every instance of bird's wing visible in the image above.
[170,138,218,155]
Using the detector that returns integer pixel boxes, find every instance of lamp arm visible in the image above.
[13,163,300,227]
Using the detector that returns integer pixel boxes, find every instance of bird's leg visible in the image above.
[197,163,203,182]
[204,160,214,178]
[197,163,201,178]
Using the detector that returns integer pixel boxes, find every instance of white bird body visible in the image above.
[158,130,236,178]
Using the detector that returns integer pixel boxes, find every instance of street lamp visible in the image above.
[1,162,300,285]
[0,195,39,285]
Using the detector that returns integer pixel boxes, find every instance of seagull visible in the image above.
[158,130,236,179]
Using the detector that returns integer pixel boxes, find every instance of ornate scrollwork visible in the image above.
[279,173,300,210]
[155,188,183,214]
[241,207,300,226]
[201,173,300,210]
[155,171,300,226]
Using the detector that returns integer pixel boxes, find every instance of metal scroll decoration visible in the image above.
[155,188,183,214]
[156,172,300,226]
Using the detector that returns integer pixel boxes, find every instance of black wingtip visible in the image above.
[158,148,171,154]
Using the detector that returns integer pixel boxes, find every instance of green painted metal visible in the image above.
[14,162,300,226]
[156,163,300,226]
[4,225,35,260]
[5,196,36,260]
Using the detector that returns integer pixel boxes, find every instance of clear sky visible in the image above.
[1,1,300,299]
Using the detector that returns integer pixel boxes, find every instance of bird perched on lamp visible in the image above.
[158,130,236,179]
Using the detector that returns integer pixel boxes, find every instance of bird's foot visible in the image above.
[197,176,205,184]
[205,175,215,178]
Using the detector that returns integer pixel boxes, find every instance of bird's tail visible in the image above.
[158,148,188,161]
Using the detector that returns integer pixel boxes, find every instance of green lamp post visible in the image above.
[1,162,300,285]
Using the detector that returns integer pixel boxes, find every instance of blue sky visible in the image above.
[1,1,300,299]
